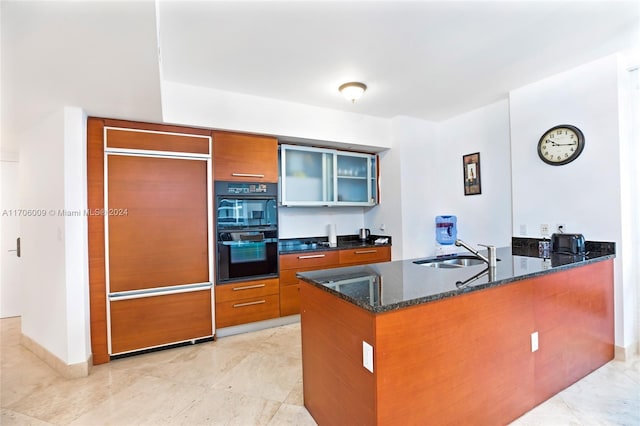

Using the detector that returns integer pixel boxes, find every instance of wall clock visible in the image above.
[537,124,585,166]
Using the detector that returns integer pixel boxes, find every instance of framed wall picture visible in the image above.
[463,152,481,196]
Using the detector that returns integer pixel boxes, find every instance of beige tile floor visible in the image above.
[1,316,638,425]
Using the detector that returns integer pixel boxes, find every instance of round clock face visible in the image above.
[537,125,585,166]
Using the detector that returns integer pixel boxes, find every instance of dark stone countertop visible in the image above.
[279,234,392,254]
[297,245,615,314]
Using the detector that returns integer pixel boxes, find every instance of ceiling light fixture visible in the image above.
[339,82,367,103]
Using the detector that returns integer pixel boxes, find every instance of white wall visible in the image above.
[19,108,68,360]
[434,100,513,252]
[509,53,635,352]
[62,107,91,364]
[617,62,639,354]
[161,81,392,151]
[510,55,622,241]
[0,159,21,317]
[279,206,366,240]
[388,116,438,260]
[365,145,404,260]
[365,102,512,261]
[18,107,90,365]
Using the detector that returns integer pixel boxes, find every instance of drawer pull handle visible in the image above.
[355,250,377,254]
[231,173,265,178]
[233,300,266,308]
[232,284,266,291]
[298,254,326,259]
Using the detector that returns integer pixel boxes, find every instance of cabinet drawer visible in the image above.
[280,284,300,316]
[215,278,279,303]
[215,294,280,328]
[339,246,391,265]
[280,251,340,270]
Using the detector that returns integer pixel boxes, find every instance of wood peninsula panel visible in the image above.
[213,131,278,182]
[106,128,210,154]
[299,259,615,425]
[533,260,614,404]
[375,281,536,425]
[300,282,377,425]
[110,290,212,354]
[87,117,109,364]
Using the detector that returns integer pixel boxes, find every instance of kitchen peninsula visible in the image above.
[297,245,615,425]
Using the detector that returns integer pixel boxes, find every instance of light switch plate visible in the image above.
[540,224,550,236]
[362,341,374,373]
[531,332,539,352]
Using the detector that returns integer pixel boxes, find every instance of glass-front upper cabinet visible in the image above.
[280,144,378,207]
[370,155,378,205]
[336,153,370,204]
[280,145,334,206]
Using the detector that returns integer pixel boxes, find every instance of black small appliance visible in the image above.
[551,233,586,255]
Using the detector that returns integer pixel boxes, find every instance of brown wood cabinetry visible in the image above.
[532,262,615,404]
[213,131,278,182]
[279,251,341,317]
[300,259,614,425]
[279,247,390,316]
[215,278,280,328]
[87,118,214,364]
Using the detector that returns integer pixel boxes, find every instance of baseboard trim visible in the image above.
[216,315,300,338]
[21,333,91,379]
[614,343,639,361]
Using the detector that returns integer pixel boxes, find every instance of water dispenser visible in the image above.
[436,215,457,245]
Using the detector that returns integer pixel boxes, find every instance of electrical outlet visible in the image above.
[531,332,539,352]
[540,224,550,236]
[556,224,566,233]
[362,341,374,373]
[380,223,386,231]
[519,224,527,235]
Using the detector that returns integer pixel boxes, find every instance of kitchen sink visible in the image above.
[413,255,500,268]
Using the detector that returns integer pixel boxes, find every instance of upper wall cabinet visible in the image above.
[280,144,378,207]
[213,131,279,182]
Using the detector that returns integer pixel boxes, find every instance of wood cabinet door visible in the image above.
[213,131,278,182]
[107,155,210,292]
[280,284,301,317]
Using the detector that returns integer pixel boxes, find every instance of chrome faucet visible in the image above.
[455,239,497,268]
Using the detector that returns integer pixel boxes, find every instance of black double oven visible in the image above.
[215,181,278,283]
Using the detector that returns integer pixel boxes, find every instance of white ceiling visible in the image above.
[1,1,163,154]
[157,1,639,120]
[1,1,638,156]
